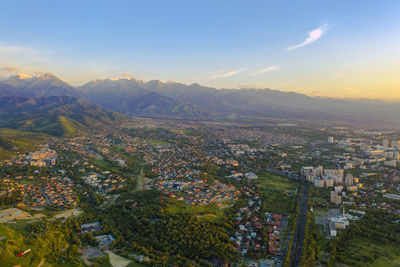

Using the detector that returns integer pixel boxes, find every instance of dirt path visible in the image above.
[0,208,82,223]
[0,208,44,223]
[37,259,45,267]
[52,209,82,221]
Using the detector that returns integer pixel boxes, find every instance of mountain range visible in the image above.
[1,73,83,98]
[1,73,400,130]
[0,96,122,137]
[78,77,400,127]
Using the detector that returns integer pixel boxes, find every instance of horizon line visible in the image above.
[1,72,399,102]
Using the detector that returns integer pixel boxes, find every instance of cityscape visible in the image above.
[0,1,400,267]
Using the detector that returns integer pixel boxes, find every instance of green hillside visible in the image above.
[0,220,83,266]
[0,96,126,137]
[0,128,49,159]
[12,115,88,137]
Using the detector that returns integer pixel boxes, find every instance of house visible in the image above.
[245,172,258,180]
[94,234,115,248]
[81,222,101,233]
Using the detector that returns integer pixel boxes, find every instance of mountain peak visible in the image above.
[1,72,83,98]
[37,72,59,81]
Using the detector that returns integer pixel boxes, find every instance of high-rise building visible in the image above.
[382,139,389,147]
[306,174,315,183]
[328,137,334,144]
[391,140,400,149]
[324,169,344,185]
[313,166,324,177]
[325,177,334,187]
[384,160,397,167]
[333,175,343,185]
[345,174,354,186]
[314,177,325,188]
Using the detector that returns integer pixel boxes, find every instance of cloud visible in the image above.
[209,69,244,79]
[120,73,133,79]
[288,24,329,51]
[252,65,280,75]
[0,66,33,79]
[0,43,40,55]
[0,66,19,72]
[346,87,360,93]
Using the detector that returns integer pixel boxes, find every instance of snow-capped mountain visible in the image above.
[0,73,83,98]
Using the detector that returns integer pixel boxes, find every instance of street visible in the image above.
[289,180,309,267]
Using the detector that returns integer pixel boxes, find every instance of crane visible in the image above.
[17,248,31,257]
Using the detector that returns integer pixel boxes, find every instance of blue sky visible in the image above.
[1,0,399,98]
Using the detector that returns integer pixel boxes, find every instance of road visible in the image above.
[289,179,309,267]
[39,186,52,205]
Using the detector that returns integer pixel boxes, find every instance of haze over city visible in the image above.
[1,0,399,99]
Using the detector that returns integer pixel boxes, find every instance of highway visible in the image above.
[289,179,309,267]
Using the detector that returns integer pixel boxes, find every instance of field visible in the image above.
[143,138,170,145]
[0,208,45,223]
[106,251,132,267]
[255,171,299,214]
[165,198,229,222]
[90,146,144,179]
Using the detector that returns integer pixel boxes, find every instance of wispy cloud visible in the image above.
[120,73,133,79]
[0,66,33,79]
[346,87,360,93]
[252,65,280,75]
[209,69,244,79]
[0,43,40,55]
[0,66,19,72]
[288,24,329,51]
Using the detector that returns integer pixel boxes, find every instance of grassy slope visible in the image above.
[0,223,66,267]
[16,116,88,137]
[0,128,48,159]
[0,96,126,137]
[166,198,228,222]
[58,115,87,137]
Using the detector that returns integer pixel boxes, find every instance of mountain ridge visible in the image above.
[0,95,124,136]
[0,73,84,98]
[1,73,400,127]
[78,76,400,126]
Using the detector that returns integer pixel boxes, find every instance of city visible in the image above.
[1,119,399,266]
[1,1,400,266]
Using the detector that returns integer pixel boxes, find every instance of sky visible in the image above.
[0,0,399,99]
